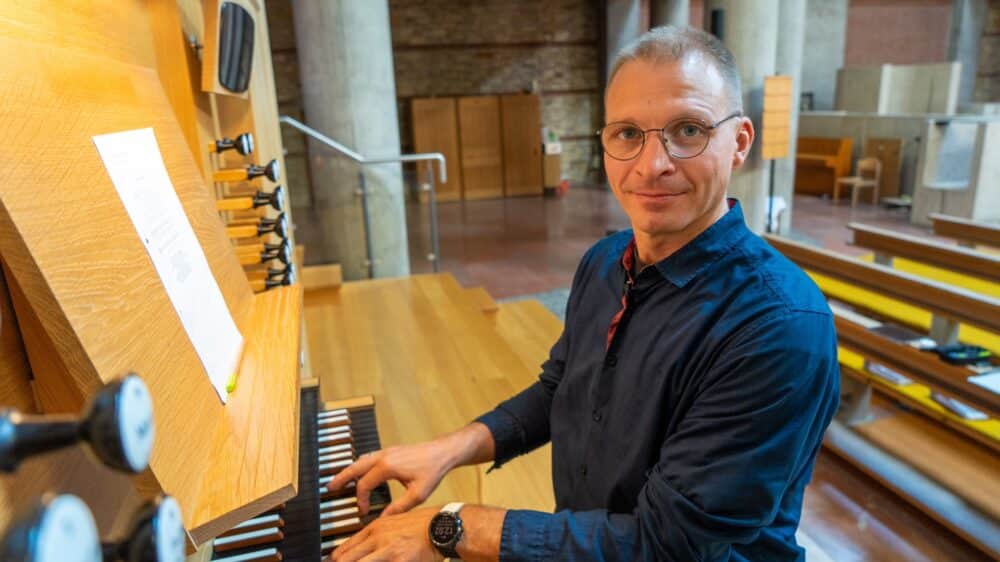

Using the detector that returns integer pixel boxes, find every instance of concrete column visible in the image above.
[291,0,409,280]
[703,0,779,233]
[607,0,645,76]
[801,0,847,111]
[949,0,986,106]
[772,0,806,235]
[650,0,690,28]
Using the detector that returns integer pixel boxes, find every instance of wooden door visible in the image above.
[458,96,504,200]
[500,93,543,197]
[412,97,463,201]
[864,137,903,198]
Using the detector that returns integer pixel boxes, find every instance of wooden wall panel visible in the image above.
[412,98,463,201]
[500,94,543,197]
[458,96,505,200]
[864,137,903,198]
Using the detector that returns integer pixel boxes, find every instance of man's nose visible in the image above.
[634,132,678,177]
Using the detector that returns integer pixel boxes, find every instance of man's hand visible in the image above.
[324,423,495,516]
[328,506,443,562]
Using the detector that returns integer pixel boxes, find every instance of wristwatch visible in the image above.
[428,502,464,559]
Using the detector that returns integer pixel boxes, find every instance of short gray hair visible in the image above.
[607,25,743,113]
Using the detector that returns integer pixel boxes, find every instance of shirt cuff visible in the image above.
[499,509,551,562]
[474,407,525,470]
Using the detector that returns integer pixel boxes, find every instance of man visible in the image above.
[327,25,839,562]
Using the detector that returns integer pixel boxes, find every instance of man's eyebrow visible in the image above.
[605,110,717,126]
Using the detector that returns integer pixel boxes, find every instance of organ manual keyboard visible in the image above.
[210,383,390,561]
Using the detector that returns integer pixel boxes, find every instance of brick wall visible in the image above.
[975,0,1000,101]
[389,0,603,182]
[844,0,952,67]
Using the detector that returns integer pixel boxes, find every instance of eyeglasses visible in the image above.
[597,112,742,161]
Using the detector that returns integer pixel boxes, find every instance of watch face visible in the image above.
[430,513,458,545]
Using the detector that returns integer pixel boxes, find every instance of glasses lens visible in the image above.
[663,121,710,158]
[601,123,644,160]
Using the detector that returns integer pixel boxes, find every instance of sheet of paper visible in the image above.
[93,128,242,403]
[968,370,1000,396]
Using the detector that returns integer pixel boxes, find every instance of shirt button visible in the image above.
[592,410,602,422]
[579,464,588,476]
[605,354,618,367]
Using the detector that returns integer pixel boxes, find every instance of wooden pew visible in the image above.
[931,214,1000,250]
[765,233,1000,558]
[848,222,1000,283]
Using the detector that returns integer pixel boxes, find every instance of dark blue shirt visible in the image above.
[476,200,840,561]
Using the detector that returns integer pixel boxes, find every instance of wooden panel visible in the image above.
[764,235,1000,333]
[848,223,1000,283]
[0,4,301,548]
[863,137,902,198]
[147,0,214,174]
[0,260,36,413]
[304,274,553,510]
[854,413,1000,521]
[931,214,1000,250]
[762,76,793,160]
[458,96,504,200]
[412,98,463,202]
[500,94,543,197]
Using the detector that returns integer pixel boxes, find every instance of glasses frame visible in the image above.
[596,111,743,161]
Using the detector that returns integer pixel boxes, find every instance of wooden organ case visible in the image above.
[0,1,379,559]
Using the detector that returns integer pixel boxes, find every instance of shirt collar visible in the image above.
[620,198,750,289]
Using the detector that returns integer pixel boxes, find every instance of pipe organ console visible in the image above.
[0,2,386,560]
[209,387,389,561]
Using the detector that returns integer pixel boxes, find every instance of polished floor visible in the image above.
[398,186,990,561]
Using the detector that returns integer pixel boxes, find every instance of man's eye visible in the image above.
[616,127,642,141]
[677,124,704,137]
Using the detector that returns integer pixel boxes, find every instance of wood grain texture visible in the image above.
[0,2,300,549]
[764,235,1000,333]
[848,222,1000,283]
[931,214,1000,250]
[854,412,1000,523]
[500,94,543,197]
[0,260,36,413]
[303,275,553,510]
[863,137,902,199]
[458,97,505,200]
[412,98,463,201]
[189,285,302,545]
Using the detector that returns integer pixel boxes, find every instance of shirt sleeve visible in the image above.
[474,246,598,468]
[497,309,841,561]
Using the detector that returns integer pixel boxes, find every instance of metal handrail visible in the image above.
[279,115,443,274]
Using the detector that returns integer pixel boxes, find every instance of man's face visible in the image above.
[603,55,753,242]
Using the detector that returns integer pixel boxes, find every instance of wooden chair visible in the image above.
[834,157,882,207]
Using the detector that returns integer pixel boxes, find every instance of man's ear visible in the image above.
[731,117,755,168]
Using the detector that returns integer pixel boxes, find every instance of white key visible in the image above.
[212,547,280,562]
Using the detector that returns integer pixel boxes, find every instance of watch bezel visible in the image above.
[429,510,463,555]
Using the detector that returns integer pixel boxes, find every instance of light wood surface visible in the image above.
[500,94,543,197]
[863,137,902,199]
[412,98,463,201]
[0,2,301,550]
[301,264,343,290]
[458,97,505,200]
[0,260,37,413]
[854,412,1000,521]
[848,222,1000,282]
[931,214,1000,250]
[464,287,498,314]
[764,235,1000,333]
[304,275,556,512]
[190,285,303,545]
[762,76,792,160]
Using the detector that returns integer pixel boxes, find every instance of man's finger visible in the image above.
[330,525,372,562]
[379,489,422,517]
[326,452,378,493]
[354,467,390,515]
